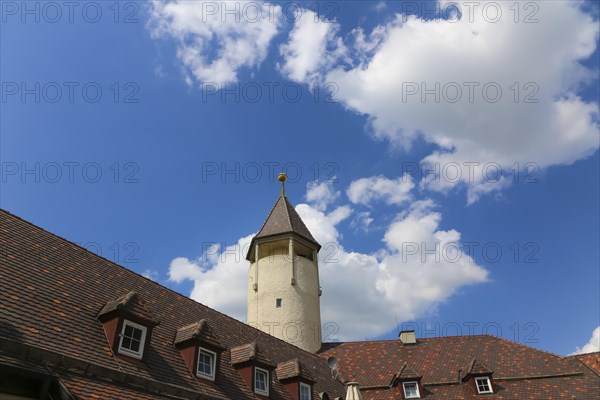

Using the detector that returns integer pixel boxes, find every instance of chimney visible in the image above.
[399,330,417,345]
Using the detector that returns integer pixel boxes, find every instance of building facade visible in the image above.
[0,183,599,399]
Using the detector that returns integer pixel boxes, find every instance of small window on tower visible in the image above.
[276,298,282,308]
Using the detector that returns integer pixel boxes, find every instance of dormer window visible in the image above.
[402,381,420,399]
[118,319,147,359]
[97,291,159,362]
[392,363,422,399]
[174,320,224,382]
[475,377,493,394]
[300,382,311,400]
[197,347,217,380]
[255,367,269,396]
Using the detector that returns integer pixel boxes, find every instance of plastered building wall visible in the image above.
[247,250,322,353]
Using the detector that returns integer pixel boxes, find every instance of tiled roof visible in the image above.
[319,337,600,399]
[0,209,345,400]
[173,320,222,349]
[230,342,274,367]
[276,358,314,382]
[461,358,493,379]
[571,352,600,376]
[247,196,320,261]
[395,363,421,380]
[98,290,160,325]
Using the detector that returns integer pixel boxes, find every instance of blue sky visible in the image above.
[1,0,599,356]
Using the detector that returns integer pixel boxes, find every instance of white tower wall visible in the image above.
[247,243,322,353]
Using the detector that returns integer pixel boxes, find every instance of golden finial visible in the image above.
[278,173,287,196]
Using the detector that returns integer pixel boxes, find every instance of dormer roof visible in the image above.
[246,195,320,261]
[276,358,315,382]
[173,319,223,349]
[395,362,422,381]
[97,291,159,326]
[461,358,493,380]
[230,342,274,367]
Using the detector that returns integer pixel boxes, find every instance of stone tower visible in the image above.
[246,174,322,353]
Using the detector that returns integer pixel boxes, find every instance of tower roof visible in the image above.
[246,189,321,262]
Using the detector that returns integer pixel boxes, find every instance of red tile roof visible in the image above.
[461,358,493,379]
[0,209,344,400]
[319,338,600,399]
[571,352,600,376]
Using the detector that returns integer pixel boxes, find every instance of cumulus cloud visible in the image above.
[278,9,347,83]
[300,194,488,340]
[168,234,255,320]
[148,0,282,84]
[142,269,160,281]
[280,1,599,202]
[168,181,488,340]
[347,174,415,206]
[572,326,600,355]
[306,178,340,211]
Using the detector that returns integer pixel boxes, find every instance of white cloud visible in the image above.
[168,183,488,340]
[351,211,374,232]
[347,174,415,206]
[281,1,599,202]
[572,326,600,355]
[303,195,488,340]
[148,1,282,84]
[142,269,160,281]
[168,234,255,320]
[278,10,347,83]
[306,179,340,211]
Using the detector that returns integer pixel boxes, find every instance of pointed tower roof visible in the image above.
[246,174,321,261]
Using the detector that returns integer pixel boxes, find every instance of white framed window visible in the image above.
[254,367,269,396]
[475,377,493,394]
[276,298,282,308]
[300,382,311,400]
[196,347,217,380]
[402,381,420,399]
[118,319,147,359]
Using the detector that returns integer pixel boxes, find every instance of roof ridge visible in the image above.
[283,196,295,234]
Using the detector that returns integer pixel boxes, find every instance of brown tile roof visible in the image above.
[173,320,222,349]
[230,342,274,367]
[319,337,600,399]
[461,358,493,379]
[276,358,314,382]
[395,363,421,380]
[247,196,320,261]
[97,290,160,325]
[0,209,345,400]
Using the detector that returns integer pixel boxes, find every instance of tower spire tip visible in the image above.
[277,173,287,196]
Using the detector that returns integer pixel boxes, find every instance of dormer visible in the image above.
[97,291,159,362]
[230,342,275,397]
[391,363,423,399]
[461,359,495,395]
[276,358,315,400]
[173,320,224,381]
